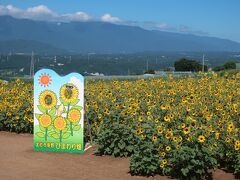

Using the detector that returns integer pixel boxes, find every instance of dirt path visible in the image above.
[0,132,236,180]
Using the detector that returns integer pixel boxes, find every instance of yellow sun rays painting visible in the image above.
[34,69,84,153]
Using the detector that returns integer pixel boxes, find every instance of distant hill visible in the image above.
[0,39,67,54]
[0,15,240,53]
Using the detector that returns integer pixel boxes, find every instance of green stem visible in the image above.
[45,127,48,141]
[60,130,62,143]
[66,103,73,136]
[70,122,73,136]
[66,103,70,119]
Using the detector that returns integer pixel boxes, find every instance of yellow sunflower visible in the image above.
[161,152,166,157]
[152,135,157,142]
[39,90,57,110]
[157,126,163,134]
[160,164,165,169]
[172,136,178,142]
[164,115,170,122]
[235,144,240,151]
[54,117,67,131]
[39,114,52,128]
[68,109,81,123]
[161,104,167,110]
[165,146,171,152]
[60,83,79,104]
[198,135,206,143]
[183,127,190,135]
[162,159,168,164]
[138,116,143,122]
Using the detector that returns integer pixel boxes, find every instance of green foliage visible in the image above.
[223,149,240,177]
[233,153,240,176]
[144,69,155,74]
[95,122,136,157]
[213,61,237,71]
[170,145,218,179]
[130,140,160,176]
[212,65,224,71]
[174,58,207,72]
[223,61,236,70]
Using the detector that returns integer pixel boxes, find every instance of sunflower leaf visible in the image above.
[48,131,55,136]
[62,132,71,139]
[49,108,56,116]
[62,127,68,132]
[73,125,81,131]
[36,132,44,138]
[71,99,79,106]
[51,133,59,139]
[35,114,41,120]
[74,105,83,111]
[38,105,47,113]
[60,97,69,106]
[48,125,53,131]
[39,125,45,132]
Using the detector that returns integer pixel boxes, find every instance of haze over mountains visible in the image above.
[0,15,240,54]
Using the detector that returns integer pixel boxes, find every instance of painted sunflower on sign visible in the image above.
[39,114,52,128]
[39,90,57,110]
[60,83,79,105]
[54,117,67,143]
[68,108,81,136]
[54,117,67,131]
[68,109,81,123]
[38,114,52,141]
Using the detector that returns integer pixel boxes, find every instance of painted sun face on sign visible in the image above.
[38,73,52,87]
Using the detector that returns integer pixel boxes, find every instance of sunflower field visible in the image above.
[85,72,240,179]
[0,79,33,133]
[0,71,240,179]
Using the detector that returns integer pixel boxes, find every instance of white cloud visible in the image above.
[178,25,208,35]
[101,13,121,23]
[0,4,22,17]
[62,12,91,22]
[157,23,168,29]
[26,5,53,15]
[0,4,91,22]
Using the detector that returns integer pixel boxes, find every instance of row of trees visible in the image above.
[174,59,237,72]
[212,61,237,71]
[144,58,238,74]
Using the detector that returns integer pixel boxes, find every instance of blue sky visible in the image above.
[0,0,240,42]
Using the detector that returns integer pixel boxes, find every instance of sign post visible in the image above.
[34,69,84,153]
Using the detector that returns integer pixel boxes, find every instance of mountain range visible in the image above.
[0,15,240,54]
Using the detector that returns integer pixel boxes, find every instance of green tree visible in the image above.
[144,69,155,74]
[213,61,237,71]
[174,58,207,72]
[223,61,236,70]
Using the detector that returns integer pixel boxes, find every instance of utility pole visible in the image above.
[87,53,96,66]
[30,51,34,77]
[146,59,149,71]
[202,54,205,72]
